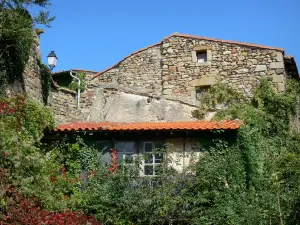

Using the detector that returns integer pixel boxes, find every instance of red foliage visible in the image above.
[0,186,101,225]
[0,96,26,130]
[108,148,118,174]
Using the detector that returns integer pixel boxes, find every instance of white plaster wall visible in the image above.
[88,89,198,122]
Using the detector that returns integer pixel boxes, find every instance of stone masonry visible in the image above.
[6,29,44,103]
[49,33,298,123]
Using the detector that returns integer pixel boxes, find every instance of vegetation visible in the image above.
[37,59,52,104]
[0,0,55,95]
[53,71,87,92]
[1,2,300,224]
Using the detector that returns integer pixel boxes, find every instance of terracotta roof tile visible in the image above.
[55,121,243,132]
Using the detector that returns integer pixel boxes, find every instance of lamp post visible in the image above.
[47,51,58,70]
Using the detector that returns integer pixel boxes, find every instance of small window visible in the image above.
[196,51,207,63]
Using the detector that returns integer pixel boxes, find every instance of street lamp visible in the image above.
[47,51,58,70]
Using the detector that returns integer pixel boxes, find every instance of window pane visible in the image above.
[145,142,153,153]
[197,52,207,63]
[125,142,135,153]
[154,143,163,151]
[118,153,125,161]
[145,153,153,163]
[155,153,163,163]
[144,165,154,175]
[115,142,125,153]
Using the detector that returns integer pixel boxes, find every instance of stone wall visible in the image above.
[49,86,97,123]
[3,30,43,102]
[51,34,291,123]
[23,30,43,103]
[161,36,285,105]
[90,44,162,96]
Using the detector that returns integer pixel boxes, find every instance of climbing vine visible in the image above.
[69,72,86,92]
[192,83,247,119]
[37,59,51,105]
[0,9,34,94]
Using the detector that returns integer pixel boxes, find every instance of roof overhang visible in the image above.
[53,121,243,132]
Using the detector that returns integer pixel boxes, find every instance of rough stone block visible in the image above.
[276,83,285,92]
[186,86,195,91]
[237,69,248,74]
[223,51,231,55]
[168,66,177,72]
[270,62,284,69]
[255,65,267,72]
[194,46,212,51]
[190,77,216,87]
[272,74,285,83]
[275,68,284,75]
[163,89,172,95]
[276,52,284,62]
[249,59,258,64]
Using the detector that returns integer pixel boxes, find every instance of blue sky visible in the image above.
[39,0,300,72]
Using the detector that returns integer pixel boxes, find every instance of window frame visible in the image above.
[141,141,164,177]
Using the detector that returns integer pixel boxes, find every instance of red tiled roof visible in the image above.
[55,121,242,132]
[92,32,285,79]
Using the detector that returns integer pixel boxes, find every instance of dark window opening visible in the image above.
[196,51,207,63]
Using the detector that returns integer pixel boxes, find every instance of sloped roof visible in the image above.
[55,121,243,132]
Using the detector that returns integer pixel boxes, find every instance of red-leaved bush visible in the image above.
[0,186,101,225]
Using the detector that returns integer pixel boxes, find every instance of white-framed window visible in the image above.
[196,51,207,63]
[142,142,164,176]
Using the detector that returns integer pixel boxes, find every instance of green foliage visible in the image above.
[53,71,86,92]
[0,0,55,27]
[81,144,192,225]
[37,59,51,104]
[69,72,86,92]
[192,83,247,119]
[0,9,33,93]
[184,79,300,224]
[2,79,300,225]
[0,0,55,94]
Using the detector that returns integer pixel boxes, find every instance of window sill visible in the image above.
[196,61,211,67]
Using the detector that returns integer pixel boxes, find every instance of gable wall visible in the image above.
[161,36,285,105]
[89,44,162,96]
[49,36,288,123]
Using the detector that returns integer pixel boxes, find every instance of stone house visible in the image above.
[50,33,299,124]
[8,32,299,174]
[46,33,298,174]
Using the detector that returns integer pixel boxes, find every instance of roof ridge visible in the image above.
[164,33,284,51]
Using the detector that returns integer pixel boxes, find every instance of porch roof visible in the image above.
[55,121,242,132]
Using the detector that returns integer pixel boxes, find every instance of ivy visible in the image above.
[37,59,51,105]
[192,83,247,119]
[0,9,34,94]
[69,72,86,92]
